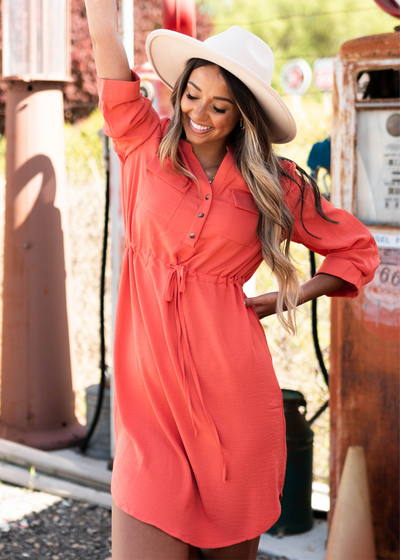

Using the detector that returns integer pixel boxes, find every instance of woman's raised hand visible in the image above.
[85,0,132,81]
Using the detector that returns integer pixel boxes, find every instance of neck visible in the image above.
[190,141,228,174]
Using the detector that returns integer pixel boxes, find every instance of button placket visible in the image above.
[184,188,212,247]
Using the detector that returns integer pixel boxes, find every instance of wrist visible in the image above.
[299,273,347,305]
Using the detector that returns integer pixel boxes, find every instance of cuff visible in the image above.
[97,70,141,103]
[316,256,366,298]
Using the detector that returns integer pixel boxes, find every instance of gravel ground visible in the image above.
[0,482,112,560]
[0,482,283,560]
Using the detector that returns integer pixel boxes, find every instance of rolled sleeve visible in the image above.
[97,71,162,159]
[281,160,380,298]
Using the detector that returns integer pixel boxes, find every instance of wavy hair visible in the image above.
[158,58,335,333]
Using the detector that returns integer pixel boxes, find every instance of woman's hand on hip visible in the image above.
[244,273,347,321]
[244,292,278,320]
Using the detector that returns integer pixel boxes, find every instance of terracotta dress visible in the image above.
[98,74,379,548]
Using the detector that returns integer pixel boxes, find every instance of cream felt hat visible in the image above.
[145,26,297,144]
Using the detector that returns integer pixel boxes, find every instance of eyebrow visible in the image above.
[188,81,234,105]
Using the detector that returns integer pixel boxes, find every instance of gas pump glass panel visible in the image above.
[356,68,399,101]
[49,0,67,76]
[2,0,69,79]
[2,0,26,76]
[357,110,400,226]
[356,70,400,227]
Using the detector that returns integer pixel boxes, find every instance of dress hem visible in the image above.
[112,494,280,549]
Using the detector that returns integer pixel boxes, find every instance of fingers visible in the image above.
[244,295,264,307]
[244,292,279,319]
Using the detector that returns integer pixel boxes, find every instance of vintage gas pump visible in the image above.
[0,0,84,449]
[330,27,399,558]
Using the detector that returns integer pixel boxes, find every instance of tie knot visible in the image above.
[164,264,187,301]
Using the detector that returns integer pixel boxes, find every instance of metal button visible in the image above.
[189,233,195,239]
[205,194,210,200]
[198,213,204,218]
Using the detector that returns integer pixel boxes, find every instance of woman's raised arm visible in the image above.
[85,0,132,81]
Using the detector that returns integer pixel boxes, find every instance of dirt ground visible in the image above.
[0,482,283,560]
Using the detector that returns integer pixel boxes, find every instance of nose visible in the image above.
[191,102,208,122]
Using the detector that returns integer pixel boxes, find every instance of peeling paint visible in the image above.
[330,32,400,560]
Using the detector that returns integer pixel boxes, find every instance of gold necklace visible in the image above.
[209,174,216,184]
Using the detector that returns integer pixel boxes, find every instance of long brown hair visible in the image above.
[158,58,336,333]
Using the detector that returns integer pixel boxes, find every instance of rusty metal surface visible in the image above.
[330,295,400,559]
[331,32,400,559]
[0,81,84,450]
[340,31,400,59]
[331,55,399,214]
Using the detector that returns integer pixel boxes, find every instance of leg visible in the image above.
[112,499,189,560]
[201,536,261,560]
[189,545,203,559]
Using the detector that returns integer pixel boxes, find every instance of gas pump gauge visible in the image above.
[355,69,400,227]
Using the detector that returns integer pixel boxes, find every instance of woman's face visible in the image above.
[180,64,241,150]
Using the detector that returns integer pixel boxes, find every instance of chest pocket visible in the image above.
[139,156,190,220]
[222,190,260,247]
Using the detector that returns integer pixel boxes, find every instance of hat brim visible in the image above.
[145,29,297,144]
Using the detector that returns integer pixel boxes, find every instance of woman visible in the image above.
[85,2,379,559]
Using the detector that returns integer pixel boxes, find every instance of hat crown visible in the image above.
[203,26,274,86]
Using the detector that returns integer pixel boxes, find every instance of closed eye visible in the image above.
[186,93,198,100]
[213,106,226,114]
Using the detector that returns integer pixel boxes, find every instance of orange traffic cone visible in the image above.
[325,446,376,560]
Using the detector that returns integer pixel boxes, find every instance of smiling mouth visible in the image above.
[189,118,213,133]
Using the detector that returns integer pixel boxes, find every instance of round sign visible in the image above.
[313,58,334,92]
[280,59,312,95]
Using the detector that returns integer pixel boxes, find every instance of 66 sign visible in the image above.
[379,264,400,288]
[354,248,400,331]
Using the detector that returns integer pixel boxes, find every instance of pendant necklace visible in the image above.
[209,174,216,184]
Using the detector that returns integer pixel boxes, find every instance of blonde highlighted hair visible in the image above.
[158,59,335,333]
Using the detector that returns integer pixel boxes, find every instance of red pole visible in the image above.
[162,0,196,37]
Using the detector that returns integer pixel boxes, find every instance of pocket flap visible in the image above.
[232,191,259,214]
[146,155,189,191]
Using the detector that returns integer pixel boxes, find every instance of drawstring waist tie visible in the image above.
[164,263,227,483]
[124,243,250,484]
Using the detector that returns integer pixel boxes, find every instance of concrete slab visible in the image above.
[258,519,328,560]
[50,447,109,472]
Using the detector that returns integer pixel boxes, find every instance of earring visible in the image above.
[239,119,245,130]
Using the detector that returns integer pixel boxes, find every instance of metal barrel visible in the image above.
[85,384,111,460]
[268,389,314,535]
